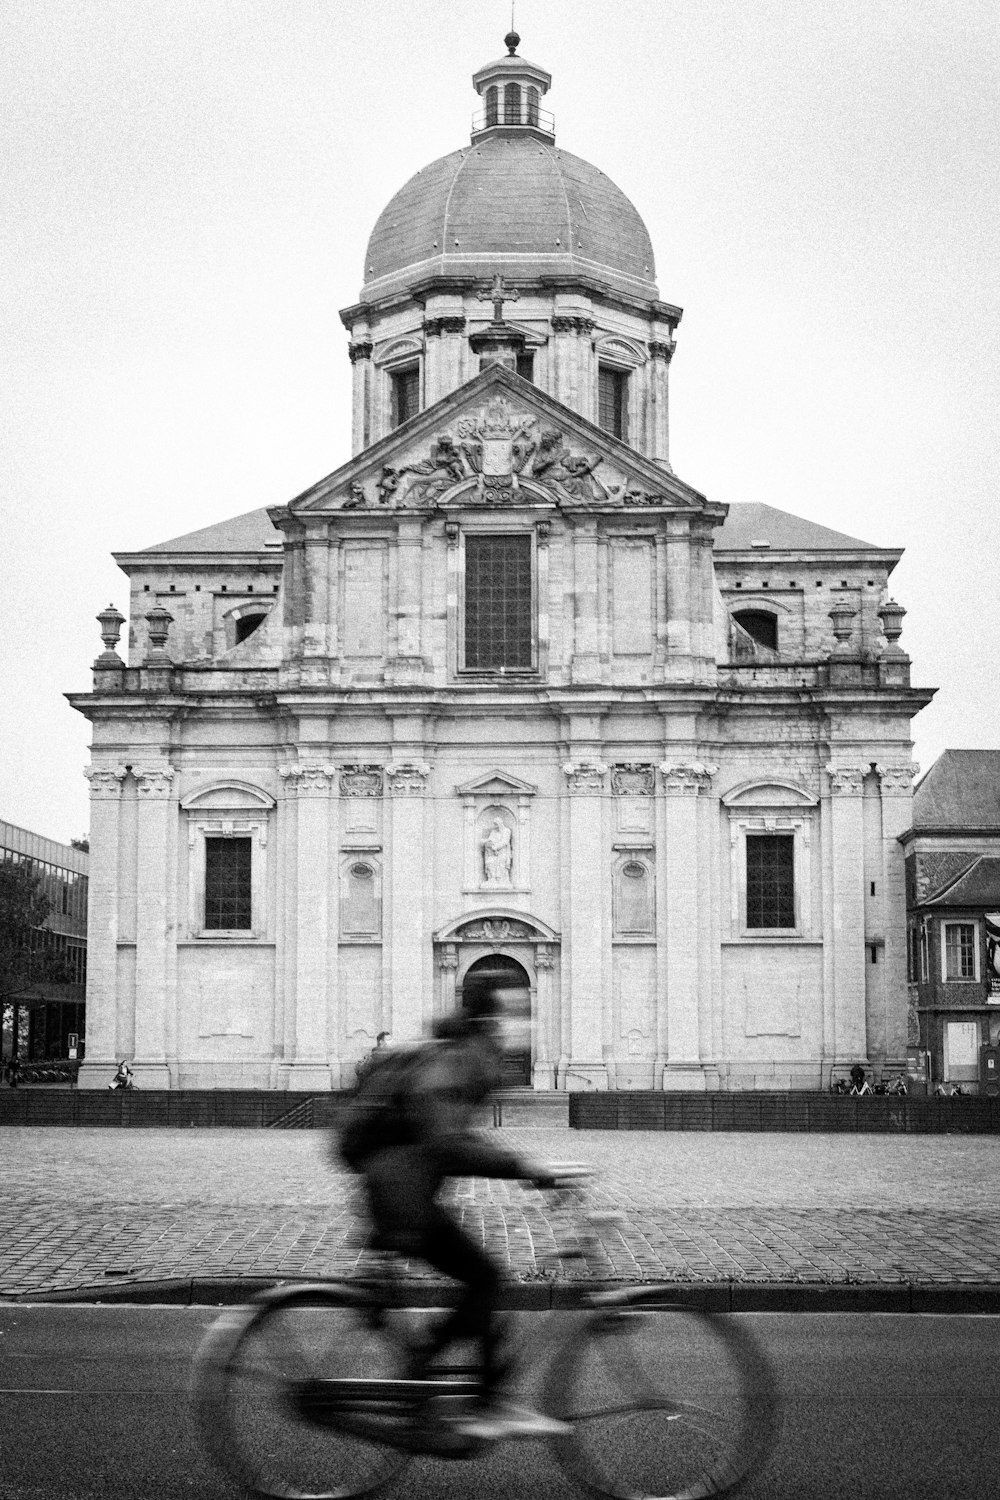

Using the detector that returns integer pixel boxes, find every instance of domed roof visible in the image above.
[361,133,658,304]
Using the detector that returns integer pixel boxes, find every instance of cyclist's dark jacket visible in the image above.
[361,1033,532,1250]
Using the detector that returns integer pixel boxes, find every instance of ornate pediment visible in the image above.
[288,365,708,520]
[455,769,538,797]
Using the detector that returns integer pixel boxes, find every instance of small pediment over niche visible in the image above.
[455,769,538,798]
[721,779,818,809]
[180,780,276,811]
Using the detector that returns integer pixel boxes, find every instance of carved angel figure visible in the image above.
[376,466,401,504]
[402,435,467,502]
[531,428,603,500]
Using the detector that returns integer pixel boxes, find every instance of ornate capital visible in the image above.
[826,764,866,795]
[386,761,431,796]
[437,943,459,972]
[535,943,555,971]
[84,764,128,799]
[562,760,608,795]
[424,316,467,337]
[340,764,383,798]
[279,764,337,796]
[611,763,656,796]
[876,762,920,795]
[348,340,373,364]
[648,339,676,362]
[133,766,175,798]
[659,761,717,795]
[551,315,596,335]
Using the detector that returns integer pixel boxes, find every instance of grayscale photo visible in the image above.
[2,2,999,1496]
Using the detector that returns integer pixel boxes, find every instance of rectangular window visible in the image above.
[907,925,919,983]
[390,365,420,428]
[745,834,795,929]
[204,837,252,930]
[920,920,929,982]
[463,533,533,671]
[515,353,535,383]
[598,365,629,441]
[943,921,978,981]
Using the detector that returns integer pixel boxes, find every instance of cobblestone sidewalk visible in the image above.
[4,1128,999,1297]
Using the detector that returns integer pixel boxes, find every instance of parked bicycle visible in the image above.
[191,1173,779,1499]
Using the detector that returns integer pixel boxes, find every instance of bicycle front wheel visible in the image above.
[546,1292,779,1500]
[191,1284,414,1499]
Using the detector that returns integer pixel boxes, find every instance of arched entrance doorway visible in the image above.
[460,954,532,1088]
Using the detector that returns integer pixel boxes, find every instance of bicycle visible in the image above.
[191,1172,779,1499]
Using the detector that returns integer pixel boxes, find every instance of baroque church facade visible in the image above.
[71,36,934,1091]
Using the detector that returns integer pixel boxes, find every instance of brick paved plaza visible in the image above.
[3,1128,999,1299]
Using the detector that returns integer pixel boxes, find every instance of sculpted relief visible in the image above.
[337,396,674,512]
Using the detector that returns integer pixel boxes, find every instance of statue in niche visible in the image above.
[481,815,513,886]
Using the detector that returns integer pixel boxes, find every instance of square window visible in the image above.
[745,834,795,929]
[204,837,252,930]
[598,365,629,440]
[390,365,420,428]
[462,534,533,671]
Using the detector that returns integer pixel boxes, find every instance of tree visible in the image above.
[70,837,89,853]
[1,857,54,1006]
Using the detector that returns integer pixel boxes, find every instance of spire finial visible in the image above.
[504,6,519,56]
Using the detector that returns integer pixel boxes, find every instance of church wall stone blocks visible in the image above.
[69,33,934,1091]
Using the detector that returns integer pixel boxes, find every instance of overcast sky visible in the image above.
[3,0,998,844]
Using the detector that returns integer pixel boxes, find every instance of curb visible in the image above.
[4,1276,1000,1314]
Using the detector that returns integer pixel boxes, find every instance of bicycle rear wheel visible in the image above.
[191,1284,415,1499]
[546,1292,779,1500]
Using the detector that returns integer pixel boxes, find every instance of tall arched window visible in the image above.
[504,82,520,123]
[485,85,498,126]
[526,86,539,125]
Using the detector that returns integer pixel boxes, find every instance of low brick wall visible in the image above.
[569,1091,1000,1134]
[0,1087,570,1130]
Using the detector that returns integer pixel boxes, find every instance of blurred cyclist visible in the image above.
[342,967,582,1441]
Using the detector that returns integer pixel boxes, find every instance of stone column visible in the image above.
[423,316,466,405]
[570,518,600,683]
[77,765,127,1087]
[533,943,556,1090]
[877,762,921,1063]
[386,761,431,1042]
[561,760,608,1089]
[301,525,332,685]
[662,518,692,680]
[389,519,424,684]
[659,761,716,1090]
[131,766,175,1088]
[825,765,869,1067]
[436,943,459,1023]
[647,338,675,465]
[279,764,337,1089]
[349,338,373,455]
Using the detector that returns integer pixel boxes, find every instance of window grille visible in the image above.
[464,534,533,670]
[598,365,629,440]
[485,85,498,126]
[504,82,520,123]
[944,922,977,980]
[204,837,252,930]
[745,834,795,929]
[526,86,540,125]
[390,365,420,429]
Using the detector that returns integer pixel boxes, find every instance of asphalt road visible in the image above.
[1,1306,997,1499]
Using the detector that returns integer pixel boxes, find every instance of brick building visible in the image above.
[69,33,934,1091]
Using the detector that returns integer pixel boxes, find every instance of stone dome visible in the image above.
[361,132,658,305]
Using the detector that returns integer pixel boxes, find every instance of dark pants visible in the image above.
[364,1147,503,1399]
